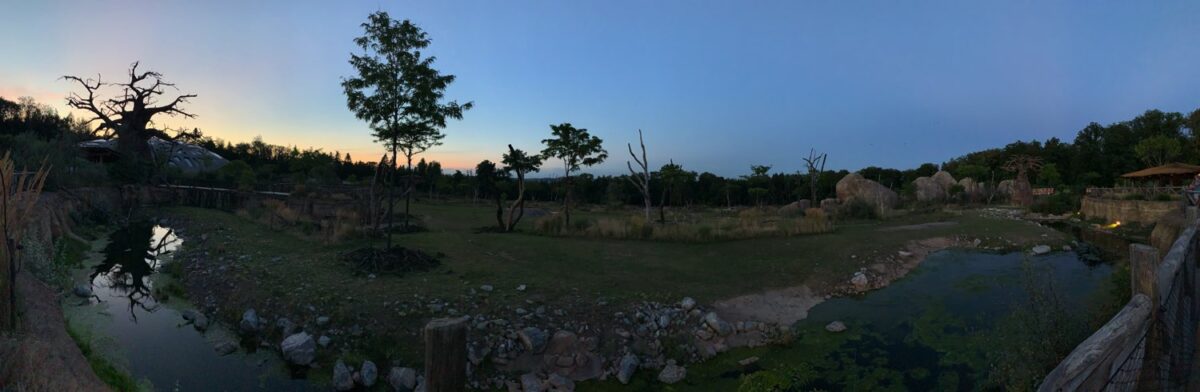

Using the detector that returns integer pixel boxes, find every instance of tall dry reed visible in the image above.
[1,151,50,330]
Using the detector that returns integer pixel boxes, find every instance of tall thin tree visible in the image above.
[342,12,471,247]
[502,145,544,231]
[541,123,607,226]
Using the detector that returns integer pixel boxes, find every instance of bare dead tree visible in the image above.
[1003,155,1043,207]
[63,62,197,177]
[626,129,652,221]
[802,149,828,202]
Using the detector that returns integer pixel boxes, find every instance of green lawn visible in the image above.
[161,201,1065,363]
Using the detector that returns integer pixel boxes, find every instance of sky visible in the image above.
[2,1,1199,176]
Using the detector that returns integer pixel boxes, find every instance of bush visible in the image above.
[0,132,109,190]
[1152,193,1176,202]
[1031,192,1079,215]
[837,198,879,220]
[1121,193,1146,201]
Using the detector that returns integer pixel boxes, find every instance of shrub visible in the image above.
[837,198,879,220]
[1121,193,1146,201]
[0,132,108,190]
[1153,193,1176,202]
[1031,192,1078,215]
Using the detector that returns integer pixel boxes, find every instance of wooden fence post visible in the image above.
[424,316,469,392]
[1130,244,1161,302]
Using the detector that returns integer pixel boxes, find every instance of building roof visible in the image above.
[1119,162,1200,178]
[78,137,228,174]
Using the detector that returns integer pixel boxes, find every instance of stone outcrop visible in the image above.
[1081,196,1180,225]
[836,173,898,214]
[913,177,944,202]
[931,171,956,191]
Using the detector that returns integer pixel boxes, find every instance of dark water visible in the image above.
[71,222,314,391]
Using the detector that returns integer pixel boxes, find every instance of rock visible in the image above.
[518,327,548,353]
[547,373,575,391]
[836,173,899,213]
[546,330,578,355]
[820,198,839,212]
[1031,245,1052,255]
[239,308,263,334]
[333,360,355,391]
[280,332,316,366]
[997,179,1015,198]
[825,321,847,333]
[617,353,639,384]
[517,284,527,292]
[738,356,760,366]
[658,361,686,384]
[318,335,331,347]
[275,318,297,335]
[316,316,331,327]
[705,312,734,337]
[360,360,378,387]
[958,178,982,201]
[480,284,494,292]
[898,250,913,258]
[694,328,714,340]
[192,314,209,331]
[851,272,869,290]
[214,341,237,356]
[73,284,93,298]
[520,373,544,392]
[913,177,944,202]
[388,367,417,391]
[679,297,696,311]
[931,171,957,191]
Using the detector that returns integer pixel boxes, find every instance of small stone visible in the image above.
[72,285,93,298]
[518,327,548,353]
[898,250,913,258]
[738,356,760,366]
[617,353,639,384]
[1031,245,1052,255]
[360,360,378,387]
[387,367,417,391]
[214,341,237,356]
[520,373,544,392]
[825,321,847,333]
[316,316,331,327]
[239,309,262,334]
[548,373,575,391]
[280,332,316,366]
[480,284,494,292]
[851,272,869,290]
[679,297,696,311]
[332,360,354,391]
[318,335,332,347]
[658,361,686,384]
[516,284,527,292]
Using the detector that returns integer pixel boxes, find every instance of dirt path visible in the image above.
[0,271,111,392]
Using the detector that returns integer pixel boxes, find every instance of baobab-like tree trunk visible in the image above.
[64,62,197,181]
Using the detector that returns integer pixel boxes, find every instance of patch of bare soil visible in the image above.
[338,246,440,276]
[0,271,110,392]
[711,236,965,331]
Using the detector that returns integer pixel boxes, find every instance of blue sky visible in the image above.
[2,1,1198,176]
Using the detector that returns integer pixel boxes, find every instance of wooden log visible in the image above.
[424,316,469,392]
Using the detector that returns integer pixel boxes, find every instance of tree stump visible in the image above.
[424,316,469,392]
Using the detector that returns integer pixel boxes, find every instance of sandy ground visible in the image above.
[0,271,110,392]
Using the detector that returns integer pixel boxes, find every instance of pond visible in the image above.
[64,222,316,391]
[668,247,1124,391]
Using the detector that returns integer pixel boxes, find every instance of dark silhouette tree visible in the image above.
[801,149,827,202]
[656,160,689,223]
[474,159,505,229]
[501,145,543,231]
[63,62,199,180]
[342,11,471,247]
[541,123,606,226]
[626,129,652,221]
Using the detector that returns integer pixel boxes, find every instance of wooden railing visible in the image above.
[1085,186,1186,199]
[1039,208,1200,391]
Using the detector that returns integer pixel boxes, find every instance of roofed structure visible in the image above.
[1119,162,1200,185]
[79,137,228,174]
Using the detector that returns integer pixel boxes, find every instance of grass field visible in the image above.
[162,201,1066,365]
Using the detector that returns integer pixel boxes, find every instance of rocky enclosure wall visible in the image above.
[1080,196,1180,224]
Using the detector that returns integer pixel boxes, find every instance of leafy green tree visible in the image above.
[1133,134,1182,167]
[502,145,544,231]
[656,160,690,222]
[1037,163,1062,187]
[541,123,607,225]
[342,11,471,245]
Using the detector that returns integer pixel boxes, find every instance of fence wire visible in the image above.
[1103,237,1200,391]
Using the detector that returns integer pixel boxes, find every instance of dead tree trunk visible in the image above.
[424,316,469,392]
[626,129,652,221]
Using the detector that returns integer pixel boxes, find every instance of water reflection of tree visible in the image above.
[90,223,179,321]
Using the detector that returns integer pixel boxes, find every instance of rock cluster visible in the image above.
[835,173,899,213]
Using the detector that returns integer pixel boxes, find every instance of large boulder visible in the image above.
[913,177,944,202]
[931,171,957,191]
[997,180,1015,198]
[333,360,355,391]
[280,332,316,366]
[836,173,899,213]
